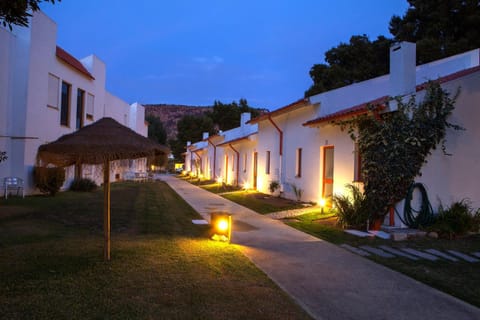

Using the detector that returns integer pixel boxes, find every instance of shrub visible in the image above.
[70,178,97,192]
[33,166,65,196]
[269,181,280,194]
[290,183,303,202]
[333,184,369,230]
[429,200,477,239]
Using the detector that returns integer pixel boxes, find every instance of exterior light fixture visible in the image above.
[243,182,250,190]
[319,198,326,214]
[210,212,232,242]
[216,177,223,184]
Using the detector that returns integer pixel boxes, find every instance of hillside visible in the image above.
[144,104,213,141]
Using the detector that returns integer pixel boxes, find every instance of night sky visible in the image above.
[41,0,408,110]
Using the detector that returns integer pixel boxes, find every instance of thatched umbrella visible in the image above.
[37,117,169,260]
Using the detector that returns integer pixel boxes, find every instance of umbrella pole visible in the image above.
[104,160,111,261]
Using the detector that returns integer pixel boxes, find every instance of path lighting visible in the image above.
[243,182,250,190]
[210,212,232,242]
[319,198,326,214]
[216,177,223,184]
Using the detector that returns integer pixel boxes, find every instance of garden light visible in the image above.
[319,198,326,207]
[210,212,232,242]
[216,177,223,184]
[319,198,326,214]
[243,182,250,190]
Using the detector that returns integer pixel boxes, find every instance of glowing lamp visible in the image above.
[210,212,232,242]
[243,182,250,190]
[319,198,326,214]
[319,198,326,207]
[216,177,223,184]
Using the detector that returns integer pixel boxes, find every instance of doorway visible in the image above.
[322,146,334,204]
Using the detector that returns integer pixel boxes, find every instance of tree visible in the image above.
[389,0,480,64]
[207,99,263,131]
[305,35,393,97]
[169,115,215,161]
[0,150,7,163]
[146,115,167,145]
[0,0,60,29]
[335,82,462,224]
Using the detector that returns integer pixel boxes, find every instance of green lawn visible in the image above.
[286,212,480,308]
[0,182,311,320]
[218,191,306,214]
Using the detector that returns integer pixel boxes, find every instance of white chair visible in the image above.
[4,177,25,199]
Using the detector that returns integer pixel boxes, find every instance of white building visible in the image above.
[185,113,258,187]
[186,42,480,227]
[0,11,148,194]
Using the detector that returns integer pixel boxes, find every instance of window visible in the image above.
[86,93,94,120]
[47,73,59,108]
[76,89,85,129]
[60,81,71,126]
[354,143,363,182]
[295,148,302,177]
[265,151,270,174]
[243,153,247,173]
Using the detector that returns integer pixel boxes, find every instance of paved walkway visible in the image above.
[161,175,480,320]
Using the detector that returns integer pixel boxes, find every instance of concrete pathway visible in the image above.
[161,175,480,320]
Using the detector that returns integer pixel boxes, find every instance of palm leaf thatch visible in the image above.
[37,117,169,166]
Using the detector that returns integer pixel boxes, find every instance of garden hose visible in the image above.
[395,182,435,228]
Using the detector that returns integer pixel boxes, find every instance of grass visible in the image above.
[220,191,307,214]
[0,182,311,320]
[286,211,480,308]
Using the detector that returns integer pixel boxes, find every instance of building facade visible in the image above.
[0,11,148,194]
[185,42,480,227]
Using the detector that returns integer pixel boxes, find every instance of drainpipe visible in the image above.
[229,143,240,186]
[207,137,217,180]
[267,115,283,188]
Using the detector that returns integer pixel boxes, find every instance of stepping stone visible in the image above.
[344,229,374,237]
[447,250,480,263]
[400,248,439,261]
[378,246,419,260]
[471,252,480,258]
[424,249,459,262]
[368,230,391,239]
[340,244,371,257]
[359,245,395,258]
[192,219,209,225]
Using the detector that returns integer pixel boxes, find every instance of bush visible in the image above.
[70,178,97,192]
[429,200,478,239]
[269,181,280,194]
[333,184,369,230]
[33,166,65,196]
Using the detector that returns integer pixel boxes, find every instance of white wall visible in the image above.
[415,71,480,210]
[255,104,321,202]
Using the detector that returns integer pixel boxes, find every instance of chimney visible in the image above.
[390,42,416,99]
[240,112,251,127]
[202,132,209,140]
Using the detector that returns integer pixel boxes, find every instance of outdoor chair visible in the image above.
[4,177,25,199]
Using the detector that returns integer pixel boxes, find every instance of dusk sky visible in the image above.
[41,0,409,110]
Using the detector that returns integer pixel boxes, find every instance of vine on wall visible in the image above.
[336,82,463,221]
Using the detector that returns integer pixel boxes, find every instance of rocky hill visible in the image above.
[144,104,213,141]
